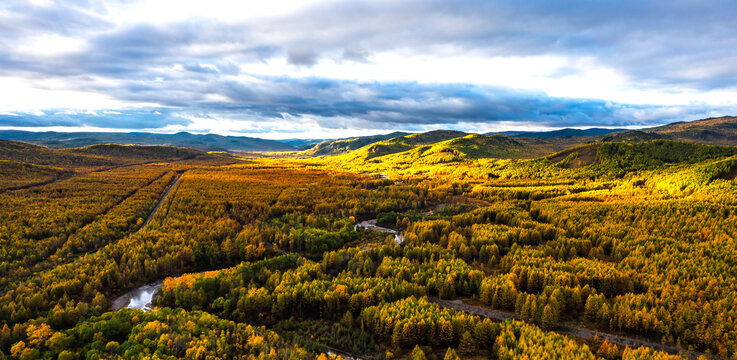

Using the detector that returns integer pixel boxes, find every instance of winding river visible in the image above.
[113,218,401,312]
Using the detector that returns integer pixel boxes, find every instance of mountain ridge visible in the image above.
[0,130,295,152]
[2,116,735,157]
[491,128,626,138]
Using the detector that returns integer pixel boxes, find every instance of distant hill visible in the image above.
[359,130,469,160]
[324,116,737,173]
[0,131,295,152]
[494,128,626,138]
[277,138,327,149]
[489,117,737,144]
[600,130,666,143]
[3,116,736,159]
[645,116,737,145]
[306,127,637,158]
[0,139,118,168]
[593,116,737,145]
[0,139,229,169]
[303,132,410,156]
[383,134,541,163]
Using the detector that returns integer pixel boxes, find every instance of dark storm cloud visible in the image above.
[1,0,736,132]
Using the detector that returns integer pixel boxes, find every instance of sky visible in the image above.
[1,0,736,139]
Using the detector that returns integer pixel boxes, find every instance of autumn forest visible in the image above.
[2,118,737,360]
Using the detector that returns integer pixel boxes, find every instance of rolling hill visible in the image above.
[318,116,737,183]
[599,130,666,143]
[0,139,118,168]
[310,116,737,165]
[597,116,737,145]
[645,116,737,145]
[0,130,295,152]
[303,131,409,156]
[330,130,470,161]
[546,140,737,171]
[0,139,231,169]
[335,132,592,167]
[2,116,735,161]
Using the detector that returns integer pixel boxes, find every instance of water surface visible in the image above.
[111,280,163,311]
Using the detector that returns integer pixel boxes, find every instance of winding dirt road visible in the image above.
[428,297,717,360]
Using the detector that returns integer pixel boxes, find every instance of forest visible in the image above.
[0,132,735,360]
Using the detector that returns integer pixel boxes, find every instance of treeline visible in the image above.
[360,296,597,359]
[0,139,230,170]
[0,166,174,290]
[593,140,737,174]
[537,198,737,357]
[156,254,427,322]
[0,163,442,357]
[0,160,68,192]
[6,307,317,360]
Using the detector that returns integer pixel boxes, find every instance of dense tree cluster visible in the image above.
[360,297,596,359]
[539,198,737,357]
[9,307,315,359]
[0,160,68,192]
[0,166,175,290]
[4,138,736,359]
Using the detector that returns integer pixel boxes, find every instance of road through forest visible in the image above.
[428,297,716,360]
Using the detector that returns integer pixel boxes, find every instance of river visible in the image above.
[112,218,401,312]
[109,173,185,312]
[111,280,163,311]
[354,219,404,244]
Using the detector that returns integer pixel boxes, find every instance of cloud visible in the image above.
[287,47,318,66]
[1,0,736,136]
[0,108,190,129]
[4,0,737,88]
[3,77,732,134]
[341,48,370,62]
